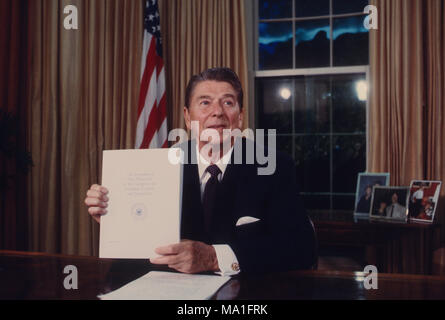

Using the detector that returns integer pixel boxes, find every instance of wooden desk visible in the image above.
[1,251,445,300]
[313,213,440,274]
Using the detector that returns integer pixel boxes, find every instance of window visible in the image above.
[258,0,369,70]
[254,0,369,212]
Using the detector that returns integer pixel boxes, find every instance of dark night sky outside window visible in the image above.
[259,0,369,69]
[256,0,369,212]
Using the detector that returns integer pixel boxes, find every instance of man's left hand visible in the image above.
[150,240,220,274]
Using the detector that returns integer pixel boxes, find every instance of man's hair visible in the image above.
[184,67,243,109]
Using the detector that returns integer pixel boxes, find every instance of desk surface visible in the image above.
[1,250,445,300]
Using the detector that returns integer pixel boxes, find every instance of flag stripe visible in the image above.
[149,118,168,149]
[140,30,151,79]
[135,0,167,149]
[137,36,157,118]
[139,91,167,149]
[157,118,168,146]
[136,65,158,148]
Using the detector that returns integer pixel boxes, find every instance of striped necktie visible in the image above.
[202,164,221,233]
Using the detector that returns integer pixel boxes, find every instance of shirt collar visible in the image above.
[196,143,234,181]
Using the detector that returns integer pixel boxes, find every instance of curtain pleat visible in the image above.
[27,0,143,255]
[425,0,445,241]
[370,0,445,248]
[369,0,424,186]
[159,0,249,132]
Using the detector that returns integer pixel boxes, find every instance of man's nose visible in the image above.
[210,100,224,116]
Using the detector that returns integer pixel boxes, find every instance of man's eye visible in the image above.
[200,101,210,106]
[224,100,234,106]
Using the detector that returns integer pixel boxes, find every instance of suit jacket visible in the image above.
[178,138,317,274]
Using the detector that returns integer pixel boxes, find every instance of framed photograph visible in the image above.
[354,173,390,220]
[370,186,410,223]
[408,180,442,223]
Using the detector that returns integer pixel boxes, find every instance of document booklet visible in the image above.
[99,148,183,259]
[98,271,231,300]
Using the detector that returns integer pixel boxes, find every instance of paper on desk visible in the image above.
[98,271,231,300]
[99,149,183,259]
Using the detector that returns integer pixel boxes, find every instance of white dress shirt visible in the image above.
[412,189,424,201]
[386,202,407,219]
[196,144,240,276]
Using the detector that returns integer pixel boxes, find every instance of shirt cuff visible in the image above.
[212,244,241,276]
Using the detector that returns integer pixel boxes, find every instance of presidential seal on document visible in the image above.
[131,203,148,220]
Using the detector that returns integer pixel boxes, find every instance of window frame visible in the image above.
[255,0,369,70]
[250,0,371,212]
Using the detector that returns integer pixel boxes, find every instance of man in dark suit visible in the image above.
[85,68,316,275]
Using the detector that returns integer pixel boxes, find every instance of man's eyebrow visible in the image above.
[197,94,236,100]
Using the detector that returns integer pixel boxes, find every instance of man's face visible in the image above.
[392,193,398,203]
[365,187,372,196]
[184,80,243,146]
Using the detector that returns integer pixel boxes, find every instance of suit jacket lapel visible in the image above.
[180,141,206,241]
[210,140,249,242]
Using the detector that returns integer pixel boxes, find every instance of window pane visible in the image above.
[255,72,367,212]
[295,0,329,17]
[294,76,330,134]
[256,77,293,134]
[333,0,369,14]
[259,22,293,70]
[294,135,330,193]
[332,135,366,193]
[333,195,356,211]
[333,16,369,66]
[332,74,367,133]
[259,0,293,19]
[295,19,330,68]
[271,135,294,160]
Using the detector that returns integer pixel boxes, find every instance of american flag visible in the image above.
[135,0,167,149]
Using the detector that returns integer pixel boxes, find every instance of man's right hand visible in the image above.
[84,184,109,223]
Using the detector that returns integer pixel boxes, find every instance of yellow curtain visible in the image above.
[369,0,425,186]
[158,0,249,131]
[26,0,143,255]
[425,0,445,239]
[370,0,445,242]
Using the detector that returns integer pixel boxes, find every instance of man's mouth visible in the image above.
[207,125,227,130]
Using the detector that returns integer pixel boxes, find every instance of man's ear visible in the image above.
[238,108,244,129]
[184,106,191,131]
